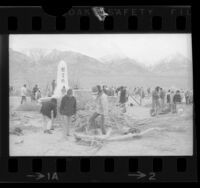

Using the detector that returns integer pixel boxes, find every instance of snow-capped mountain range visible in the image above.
[9,48,192,90]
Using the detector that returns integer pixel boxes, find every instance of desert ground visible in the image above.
[9,95,193,156]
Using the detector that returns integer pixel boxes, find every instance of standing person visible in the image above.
[119,86,128,113]
[160,88,166,111]
[20,84,27,104]
[180,89,185,103]
[173,90,181,113]
[116,86,121,105]
[185,90,190,105]
[60,89,77,138]
[35,89,42,101]
[166,89,171,109]
[115,87,119,96]
[40,98,57,134]
[61,86,67,96]
[103,85,109,95]
[137,87,141,97]
[189,90,193,104]
[47,87,52,97]
[139,87,145,106]
[110,87,115,96]
[89,85,108,135]
[51,80,56,95]
[148,87,151,97]
[133,87,136,96]
[170,90,175,113]
[151,86,160,116]
[32,84,38,101]
[147,88,149,97]
[31,88,35,102]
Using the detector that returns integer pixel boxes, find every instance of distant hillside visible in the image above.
[151,53,192,76]
[150,53,193,88]
[9,49,193,93]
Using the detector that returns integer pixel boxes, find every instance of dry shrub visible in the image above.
[74,90,93,110]
[74,94,126,133]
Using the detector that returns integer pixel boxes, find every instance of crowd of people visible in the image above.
[92,85,193,117]
[13,83,193,138]
[19,84,42,104]
[31,84,42,102]
[151,86,193,116]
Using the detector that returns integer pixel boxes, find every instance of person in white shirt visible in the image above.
[20,84,27,104]
[89,85,108,135]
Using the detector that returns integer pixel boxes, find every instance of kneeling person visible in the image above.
[40,98,57,134]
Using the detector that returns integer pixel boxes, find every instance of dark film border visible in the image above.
[0,6,197,183]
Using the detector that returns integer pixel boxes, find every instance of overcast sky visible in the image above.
[9,34,192,66]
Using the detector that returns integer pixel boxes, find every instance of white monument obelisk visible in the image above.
[53,60,69,97]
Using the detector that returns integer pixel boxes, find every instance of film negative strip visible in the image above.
[0,5,198,183]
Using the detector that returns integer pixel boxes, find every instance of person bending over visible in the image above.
[40,98,57,134]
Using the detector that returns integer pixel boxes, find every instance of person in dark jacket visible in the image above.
[60,89,76,138]
[173,90,181,113]
[119,87,127,104]
[40,98,57,134]
[32,84,38,101]
[119,86,128,113]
